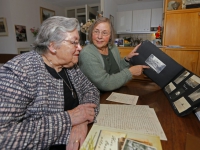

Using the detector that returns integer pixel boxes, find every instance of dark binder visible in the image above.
[130,40,200,116]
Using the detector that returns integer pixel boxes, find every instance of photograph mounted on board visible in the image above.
[15,25,27,42]
[40,7,55,23]
[0,18,8,36]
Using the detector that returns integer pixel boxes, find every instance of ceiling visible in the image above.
[42,0,162,8]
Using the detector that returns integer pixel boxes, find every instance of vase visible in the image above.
[171,1,180,10]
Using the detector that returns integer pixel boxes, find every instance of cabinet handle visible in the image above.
[199,12,200,16]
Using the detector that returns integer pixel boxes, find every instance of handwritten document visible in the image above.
[95,104,167,140]
[106,92,138,105]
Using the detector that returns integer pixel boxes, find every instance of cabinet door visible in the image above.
[132,9,151,32]
[164,11,200,46]
[165,49,199,74]
[66,9,76,18]
[116,11,132,33]
[151,8,163,27]
[85,4,97,21]
[118,47,132,58]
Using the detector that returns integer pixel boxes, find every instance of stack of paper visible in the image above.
[80,124,162,150]
[95,104,167,141]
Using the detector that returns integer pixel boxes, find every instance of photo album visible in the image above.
[130,40,200,116]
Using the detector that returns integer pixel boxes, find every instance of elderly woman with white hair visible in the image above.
[0,16,100,150]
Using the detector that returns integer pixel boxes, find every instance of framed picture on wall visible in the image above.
[0,18,8,36]
[15,25,27,42]
[40,7,55,23]
[18,48,30,54]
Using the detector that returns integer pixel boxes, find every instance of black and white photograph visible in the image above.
[165,82,176,94]
[145,54,166,74]
[122,138,157,150]
[174,71,190,84]
[185,75,200,88]
[173,97,191,113]
[15,25,27,42]
[188,88,200,102]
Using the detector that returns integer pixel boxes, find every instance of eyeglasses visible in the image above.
[63,40,80,47]
[93,30,110,36]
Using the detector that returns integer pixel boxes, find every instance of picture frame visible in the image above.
[15,25,27,42]
[109,14,114,27]
[0,17,8,36]
[118,38,124,47]
[18,48,30,54]
[40,7,55,23]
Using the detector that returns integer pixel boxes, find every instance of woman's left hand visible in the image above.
[125,43,141,62]
[66,121,88,150]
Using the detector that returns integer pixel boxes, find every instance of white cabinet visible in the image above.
[151,8,163,27]
[132,9,151,32]
[116,8,163,33]
[116,11,132,33]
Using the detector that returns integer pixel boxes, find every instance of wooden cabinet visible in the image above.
[132,9,151,32]
[163,9,200,47]
[116,11,132,33]
[164,48,200,76]
[118,47,133,58]
[163,0,200,77]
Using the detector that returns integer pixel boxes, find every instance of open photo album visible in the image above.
[130,40,200,116]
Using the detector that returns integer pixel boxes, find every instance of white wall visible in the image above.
[117,1,163,12]
[0,0,65,54]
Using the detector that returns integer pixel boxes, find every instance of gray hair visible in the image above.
[88,17,115,46]
[31,16,80,54]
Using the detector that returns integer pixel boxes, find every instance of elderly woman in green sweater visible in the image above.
[79,17,149,91]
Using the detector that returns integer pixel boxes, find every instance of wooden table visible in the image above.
[90,79,200,150]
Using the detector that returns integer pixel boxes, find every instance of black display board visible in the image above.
[130,41,200,116]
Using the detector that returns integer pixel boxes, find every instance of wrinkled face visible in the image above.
[92,22,111,49]
[55,29,82,68]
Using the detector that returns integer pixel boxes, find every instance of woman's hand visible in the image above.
[125,44,141,61]
[68,103,97,126]
[129,65,150,76]
[66,121,88,150]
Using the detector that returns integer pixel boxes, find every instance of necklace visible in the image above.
[42,55,76,99]
[56,70,77,99]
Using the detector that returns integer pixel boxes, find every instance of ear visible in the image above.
[48,42,57,53]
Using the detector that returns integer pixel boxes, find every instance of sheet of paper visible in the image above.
[95,104,167,140]
[106,92,138,105]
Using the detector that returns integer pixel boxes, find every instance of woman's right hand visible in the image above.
[129,65,150,76]
[68,103,97,126]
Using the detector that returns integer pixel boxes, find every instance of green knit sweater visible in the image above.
[79,44,133,91]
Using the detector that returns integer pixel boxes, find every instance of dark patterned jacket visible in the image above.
[0,50,100,150]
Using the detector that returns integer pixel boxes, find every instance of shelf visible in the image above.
[166,8,200,14]
[117,31,156,34]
